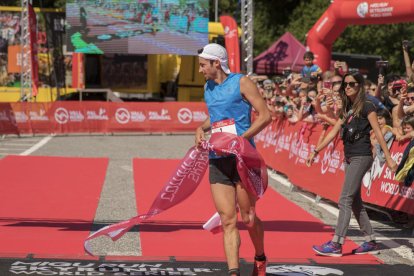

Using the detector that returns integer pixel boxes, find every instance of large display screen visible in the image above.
[66,0,209,55]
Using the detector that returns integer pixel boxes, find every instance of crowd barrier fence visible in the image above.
[0,102,208,134]
[255,119,414,215]
[1,102,413,215]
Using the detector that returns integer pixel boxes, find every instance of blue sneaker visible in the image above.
[312,241,342,257]
[352,241,380,255]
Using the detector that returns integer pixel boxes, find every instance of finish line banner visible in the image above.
[254,119,414,215]
[0,102,208,134]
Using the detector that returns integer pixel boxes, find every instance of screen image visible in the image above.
[66,0,209,55]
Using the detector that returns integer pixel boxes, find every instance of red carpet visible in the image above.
[134,158,381,264]
[0,155,108,256]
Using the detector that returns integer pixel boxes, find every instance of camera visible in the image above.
[340,125,363,143]
[403,40,413,48]
[376,60,388,75]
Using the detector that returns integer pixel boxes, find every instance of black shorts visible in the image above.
[209,156,240,186]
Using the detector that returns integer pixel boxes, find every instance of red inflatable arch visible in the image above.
[306,0,414,71]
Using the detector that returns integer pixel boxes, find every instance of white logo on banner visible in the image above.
[177,108,192,124]
[267,265,344,275]
[54,107,69,124]
[87,108,109,120]
[319,142,343,175]
[149,109,171,121]
[357,2,369,17]
[29,109,48,121]
[14,111,28,123]
[0,110,8,121]
[115,108,130,124]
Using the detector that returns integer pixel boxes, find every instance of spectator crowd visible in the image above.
[250,42,414,228]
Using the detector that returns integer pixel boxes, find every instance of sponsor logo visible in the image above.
[357,2,369,17]
[29,109,48,121]
[54,107,84,124]
[0,110,9,121]
[149,109,171,121]
[8,261,222,275]
[115,108,146,124]
[267,265,344,275]
[14,111,28,123]
[54,108,69,124]
[223,26,237,39]
[177,109,207,124]
[115,108,130,124]
[87,108,109,121]
[177,108,192,124]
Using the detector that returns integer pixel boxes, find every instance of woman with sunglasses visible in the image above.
[306,72,398,257]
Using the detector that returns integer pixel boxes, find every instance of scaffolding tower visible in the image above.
[20,0,32,101]
[241,0,254,75]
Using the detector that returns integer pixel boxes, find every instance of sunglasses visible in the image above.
[344,81,358,88]
[407,97,414,101]
[332,81,342,86]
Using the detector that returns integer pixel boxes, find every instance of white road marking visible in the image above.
[268,170,414,262]
[20,136,53,156]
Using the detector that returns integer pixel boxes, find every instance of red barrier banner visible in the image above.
[361,142,414,214]
[0,102,208,134]
[255,119,414,215]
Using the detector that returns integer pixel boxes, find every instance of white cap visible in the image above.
[198,43,231,74]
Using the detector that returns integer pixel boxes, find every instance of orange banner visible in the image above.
[72,53,85,89]
[7,45,22,73]
[220,15,240,73]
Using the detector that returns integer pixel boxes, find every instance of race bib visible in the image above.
[211,118,237,135]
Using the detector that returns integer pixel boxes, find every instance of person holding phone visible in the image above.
[306,72,397,257]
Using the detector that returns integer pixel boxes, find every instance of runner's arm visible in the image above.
[195,118,211,146]
[240,76,271,140]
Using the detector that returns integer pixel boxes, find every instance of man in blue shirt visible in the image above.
[195,43,271,276]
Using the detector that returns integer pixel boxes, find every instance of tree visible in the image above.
[0,0,20,5]
[286,0,414,74]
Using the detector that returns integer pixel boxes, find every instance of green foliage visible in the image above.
[208,0,239,22]
[0,0,20,5]
[286,0,414,74]
[254,0,301,56]
[2,0,412,74]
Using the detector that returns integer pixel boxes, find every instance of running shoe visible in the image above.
[352,241,380,255]
[312,241,342,257]
[251,258,267,276]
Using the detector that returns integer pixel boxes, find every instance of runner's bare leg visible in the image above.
[210,183,239,270]
[236,182,265,256]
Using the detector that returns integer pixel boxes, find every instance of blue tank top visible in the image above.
[204,73,253,158]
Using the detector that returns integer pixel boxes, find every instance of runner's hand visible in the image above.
[195,127,205,147]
